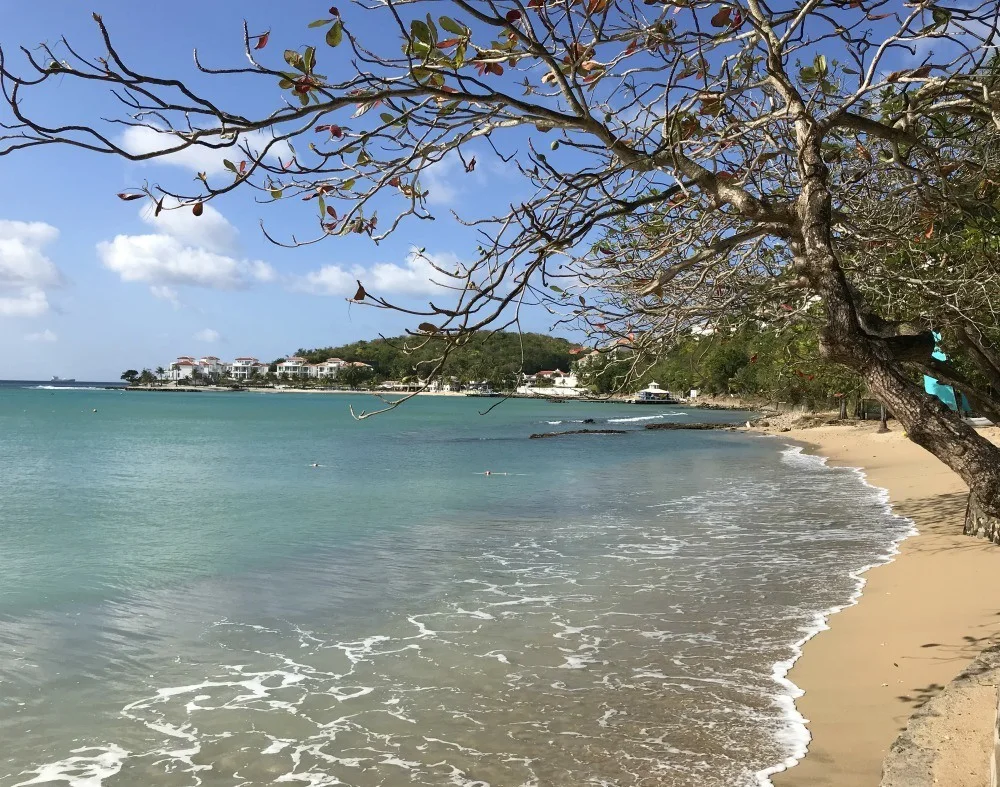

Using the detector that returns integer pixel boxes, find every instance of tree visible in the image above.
[3,3,1000,532]
[120,369,139,385]
[138,368,156,385]
[155,366,166,384]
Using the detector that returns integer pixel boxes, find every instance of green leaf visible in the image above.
[223,159,238,173]
[439,16,467,36]
[278,78,294,89]
[326,20,343,47]
[318,195,326,216]
[550,140,560,150]
[357,150,371,165]
[303,46,316,73]
[379,112,395,124]
[308,19,331,28]
[425,14,439,45]
[284,49,305,72]
[842,66,859,75]
[932,7,951,27]
[410,19,432,45]
[549,285,565,293]
[814,54,827,76]
[343,178,356,190]
[799,65,817,83]
[270,188,283,199]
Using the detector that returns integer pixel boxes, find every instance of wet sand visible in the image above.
[769,421,1000,786]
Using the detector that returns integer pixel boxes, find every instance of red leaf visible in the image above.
[750,354,758,363]
[329,6,340,16]
[437,38,461,48]
[326,206,337,218]
[464,156,477,172]
[254,32,270,50]
[924,223,934,239]
[353,281,366,301]
[710,7,732,27]
[192,201,204,217]
[911,65,933,79]
[624,39,639,55]
[239,160,247,174]
[867,11,891,19]
[388,176,401,187]
[117,192,145,201]
[505,9,522,22]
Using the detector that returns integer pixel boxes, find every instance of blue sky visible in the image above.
[0,2,956,380]
[0,1,550,380]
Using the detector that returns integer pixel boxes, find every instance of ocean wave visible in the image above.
[24,385,109,391]
[755,445,917,786]
[607,412,683,423]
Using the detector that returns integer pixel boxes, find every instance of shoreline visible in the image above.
[763,420,1000,786]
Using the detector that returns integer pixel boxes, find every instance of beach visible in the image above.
[766,420,1000,786]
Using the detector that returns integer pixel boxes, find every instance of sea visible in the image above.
[0,382,912,787]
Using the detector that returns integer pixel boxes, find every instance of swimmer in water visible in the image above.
[311,462,320,468]
[484,470,491,476]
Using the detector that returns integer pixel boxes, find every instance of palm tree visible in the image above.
[155,366,165,385]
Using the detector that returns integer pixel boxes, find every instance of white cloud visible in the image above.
[97,204,275,295]
[150,285,180,305]
[98,234,274,290]
[194,328,220,342]
[421,158,460,206]
[0,289,49,317]
[0,220,63,317]
[24,328,57,342]
[294,249,459,297]
[140,200,238,255]
[119,127,293,177]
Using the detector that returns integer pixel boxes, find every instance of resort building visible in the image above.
[308,358,345,379]
[230,357,264,380]
[276,357,310,377]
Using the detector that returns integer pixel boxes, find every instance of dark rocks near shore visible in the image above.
[529,428,628,439]
[643,422,736,431]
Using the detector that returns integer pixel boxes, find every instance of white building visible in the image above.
[276,356,310,377]
[516,369,583,397]
[230,357,262,380]
[308,358,345,379]
[167,357,198,381]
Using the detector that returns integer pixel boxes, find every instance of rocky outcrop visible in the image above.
[965,494,1000,544]
[643,422,737,431]
[529,429,627,439]
[881,643,1000,787]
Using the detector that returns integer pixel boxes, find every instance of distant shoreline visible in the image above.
[118,384,755,409]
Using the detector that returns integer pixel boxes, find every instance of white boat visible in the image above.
[634,382,680,404]
[50,376,76,383]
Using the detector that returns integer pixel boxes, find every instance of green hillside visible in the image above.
[298,332,577,386]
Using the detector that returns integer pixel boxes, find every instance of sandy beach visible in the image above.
[764,420,1000,786]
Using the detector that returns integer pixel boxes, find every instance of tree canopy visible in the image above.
[300,331,576,386]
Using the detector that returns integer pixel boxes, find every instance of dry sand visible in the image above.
[758,420,1000,786]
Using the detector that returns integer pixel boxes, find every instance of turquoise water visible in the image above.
[0,387,909,786]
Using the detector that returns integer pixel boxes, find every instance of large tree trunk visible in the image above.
[819,276,1000,539]
[793,115,1000,541]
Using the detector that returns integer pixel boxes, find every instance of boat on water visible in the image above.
[634,382,680,404]
[50,376,76,383]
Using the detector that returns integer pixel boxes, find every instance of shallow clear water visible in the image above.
[0,386,909,786]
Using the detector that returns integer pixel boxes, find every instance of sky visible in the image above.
[0,1,551,380]
[0,2,959,380]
